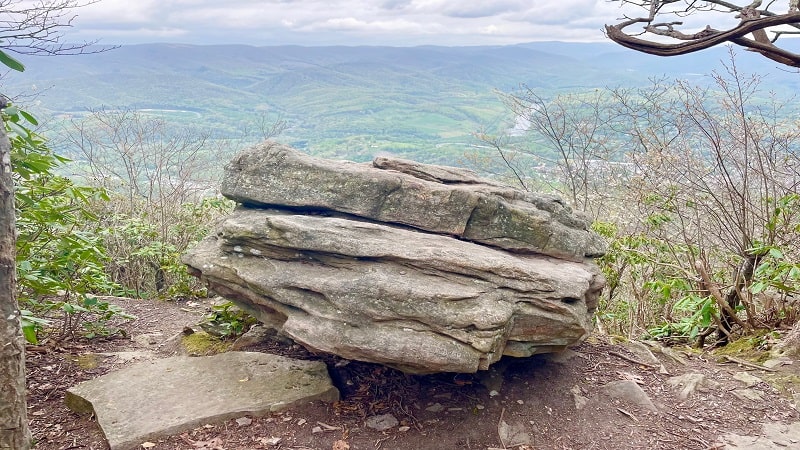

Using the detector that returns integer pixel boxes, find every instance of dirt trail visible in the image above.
[26,298,800,450]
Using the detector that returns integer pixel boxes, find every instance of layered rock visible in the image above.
[183,142,606,374]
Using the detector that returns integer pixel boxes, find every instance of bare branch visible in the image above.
[0,0,114,56]
[607,1,800,67]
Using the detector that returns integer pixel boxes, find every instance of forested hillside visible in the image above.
[3,41,798,164]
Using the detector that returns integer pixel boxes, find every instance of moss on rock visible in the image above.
[182,331,231,356]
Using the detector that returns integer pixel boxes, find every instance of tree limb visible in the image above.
[606,2,800,67]
[694,260,751,332]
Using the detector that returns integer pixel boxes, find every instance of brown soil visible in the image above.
[26,298,800,450]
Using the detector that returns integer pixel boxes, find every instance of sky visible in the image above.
[62,0,637,47]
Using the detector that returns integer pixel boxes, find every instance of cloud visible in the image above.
[65,0,620,46]
[306,17,431,33]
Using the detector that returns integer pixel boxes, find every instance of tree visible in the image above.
[0,98,30,450]
[605,2,800,350]
[485,52,800,345]
[476,88,628,220]
[619,59,799,344]
[606,1,800,66]
[62,108,231,297]
[0,2,106,447]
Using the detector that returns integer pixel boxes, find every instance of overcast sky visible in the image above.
[63,0,637,47]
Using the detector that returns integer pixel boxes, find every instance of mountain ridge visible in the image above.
[1,41,795,162]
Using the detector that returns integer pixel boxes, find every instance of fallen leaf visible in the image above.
[332,439,350,450]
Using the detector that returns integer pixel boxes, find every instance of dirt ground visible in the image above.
[25,297,800,450]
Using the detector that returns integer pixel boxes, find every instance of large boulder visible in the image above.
[183,142,606,374]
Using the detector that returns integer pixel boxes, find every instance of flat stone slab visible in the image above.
[720,421,800,449]
[65,351,339,450]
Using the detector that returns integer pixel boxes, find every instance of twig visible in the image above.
[607,350,659,369]
[497,407,507,449]
[720,355,777,372]
[317,421,341,431]
[617,407,638,422]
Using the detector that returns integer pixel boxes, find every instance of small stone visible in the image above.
[732,389,763,402]
[667,373,719,401]
[602,380,657,412]
[792,393,800,410]
[398,426,411,432]
[516,400,524,405]
[489,390,500,397]
[235,417,252,426]
[426,403,445,412]
[263,437,281,446]
[365,414,399,431]
[763,356,792,369]
[571,385,589,410]
[476,404,485,410]
[498,419,533,447]
[733,372,762,387]
[312,426,323,434]
[297,418,307,426]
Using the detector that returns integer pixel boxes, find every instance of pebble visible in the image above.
[733,372,763,388]
[489,390,500,397]
[235,417,252,426]
[365,413,399,431]
[263,437,281,446]
[426,403,445,412]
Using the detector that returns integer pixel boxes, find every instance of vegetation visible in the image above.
[10,107,237,344]
[199,301,258,339]
[488,53,800,348]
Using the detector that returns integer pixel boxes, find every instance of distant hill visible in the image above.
[1,41,796,163]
